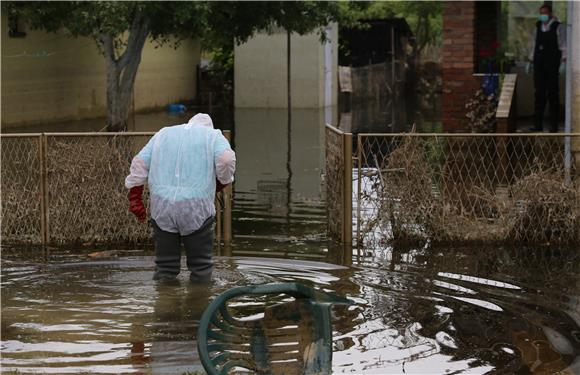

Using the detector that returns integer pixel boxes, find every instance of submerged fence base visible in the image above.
[325,125,580,247]
[1,132,232,247]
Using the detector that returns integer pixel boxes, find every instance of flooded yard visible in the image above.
[2,109,579,373]
[2,246,579,373]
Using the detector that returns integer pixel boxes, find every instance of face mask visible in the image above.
[539,14,549,23]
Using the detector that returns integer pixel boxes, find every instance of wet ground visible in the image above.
[2,109,580,373]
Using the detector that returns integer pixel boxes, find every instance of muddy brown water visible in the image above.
[1,246,579,374]
[2,109,580,373]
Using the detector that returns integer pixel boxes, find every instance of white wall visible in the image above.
[234,24,338,109]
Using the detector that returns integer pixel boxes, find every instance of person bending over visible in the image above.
[125,113,235,282]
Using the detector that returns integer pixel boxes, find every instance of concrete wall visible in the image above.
[1,15,201,128]
[234,25,338,109]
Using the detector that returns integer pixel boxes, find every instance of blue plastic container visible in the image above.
[168,104,186,113]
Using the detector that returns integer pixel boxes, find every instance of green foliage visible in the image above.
[206,2,346,45]
[201,2,360,61]
[3,2,207,51]
[5,1,358,62]
[342,1,442,53]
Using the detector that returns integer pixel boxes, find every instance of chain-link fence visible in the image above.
[1,134,43,244]
[356,134,580,246]
[1,132,232,247]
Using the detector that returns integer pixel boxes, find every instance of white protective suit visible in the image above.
[125,114,235,235]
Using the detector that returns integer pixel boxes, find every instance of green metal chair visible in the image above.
[197,283,352,375]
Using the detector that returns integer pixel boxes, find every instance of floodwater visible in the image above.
[2,247,579,373]
[2,108,580,373]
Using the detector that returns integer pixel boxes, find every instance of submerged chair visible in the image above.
[197,283,352,375]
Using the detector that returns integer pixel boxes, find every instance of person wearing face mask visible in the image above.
[526,3,567,133]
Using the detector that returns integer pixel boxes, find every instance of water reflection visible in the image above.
[142,282,210,374]
[233,108,328,248]
[1,246,579,373]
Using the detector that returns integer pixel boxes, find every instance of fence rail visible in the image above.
[1,131,232,247]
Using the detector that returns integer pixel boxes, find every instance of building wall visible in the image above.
[442,1,478,132]
[234,25,338,109]
[1,15,201,128]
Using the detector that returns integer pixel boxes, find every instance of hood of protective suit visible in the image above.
[187,113,214,128]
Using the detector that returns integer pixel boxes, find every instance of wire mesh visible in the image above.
[45,134,152,245]
[1,132,232,247]
[356,134,580,246]
[325,126,346,242]
[1,135,42,244]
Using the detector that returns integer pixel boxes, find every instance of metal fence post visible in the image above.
[223,130,232,246]
[356,134,362,248]
[38,135,46,246]
[40,133,50,246]
[343,132,353,245]
[215,195,222,244]
[223,185,232,246]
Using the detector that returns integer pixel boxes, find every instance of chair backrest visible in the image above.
[197,283,352,375]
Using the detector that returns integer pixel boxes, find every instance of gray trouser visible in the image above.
[151,217,215,282]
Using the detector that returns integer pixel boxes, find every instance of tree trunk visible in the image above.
[100,12,150,132]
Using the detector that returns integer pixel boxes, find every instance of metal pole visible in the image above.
[343,132,353,245]
[564,0,573,184]
[215,195,222,245]
[223,186,232,246]
[287,30,291,116]
[41,134,50,245]
[356,134,362,249]
[391,25,396,128]
[38,135,46,246]
[286,30,293,231]
[223,130,232,245]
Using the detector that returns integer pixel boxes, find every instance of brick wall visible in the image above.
[442,1,478,132]
[442,1,501,132]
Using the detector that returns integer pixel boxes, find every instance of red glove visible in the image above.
[128,185,146,223]
[216,178,227,193]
